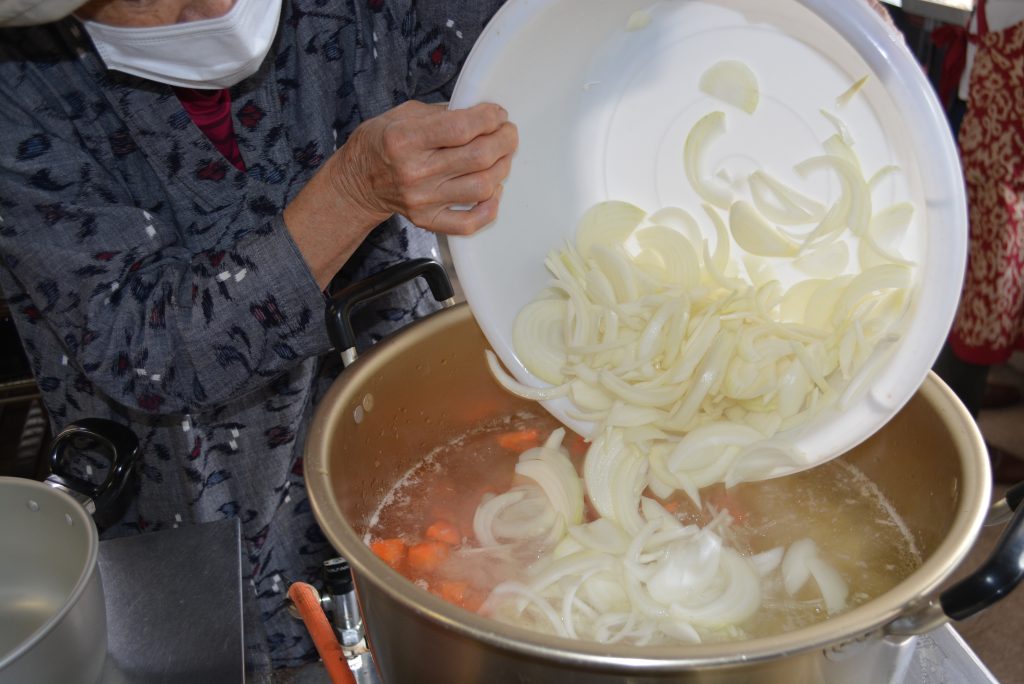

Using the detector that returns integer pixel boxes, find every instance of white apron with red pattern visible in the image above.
[950,0,1024,364]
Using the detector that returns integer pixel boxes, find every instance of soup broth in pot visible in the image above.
[365,407,921,643]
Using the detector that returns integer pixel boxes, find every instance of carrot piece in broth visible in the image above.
[370,538,407,570]
[438,579,469,604]
[497,429,541,452]
[407,540,450,573]
[426,520,462,546]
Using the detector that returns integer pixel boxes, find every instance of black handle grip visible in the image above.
[323,557,355,596]
[48,418,140,528]
[940,489,1024,621]
[1006,481,1024,513]
[325,258,454,361]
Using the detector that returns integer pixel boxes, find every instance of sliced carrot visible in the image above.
[370,538,407,570]
[497,429,541,452]
[567,433,589,458]
[426,520,462,546]
[407,540,450,573]
[438,579,469,605]
[662,500,681,514]
[461,588,487,613]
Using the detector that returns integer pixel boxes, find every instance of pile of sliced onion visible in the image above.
[492,69,915,492]
[472,67,904,643]
[479,496,847,644]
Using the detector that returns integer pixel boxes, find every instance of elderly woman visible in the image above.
[0,0,514,671]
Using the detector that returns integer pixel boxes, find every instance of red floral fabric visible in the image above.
[950,0,1024,364]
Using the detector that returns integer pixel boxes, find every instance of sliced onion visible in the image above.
[859,202,915,269]
[632,225,701,290]
[476,80,915,645]
[666,550,762,627]
[748,170,825,226]
[569,518,631,555]
[820,109,854,146]
[836,74,870,107]
[806,556,849,614]
[729,201,799,257]
[831,264,913,327]
[582,430,627,524]
[793,240,850,278]
[646,531,723,602]
[701,203,732,275]
[575,201,646,259]
[485,581,569,636]
[513,299,569,384]
[666,421,764,472]
[474,489,528,547]
[781,538,817,596]
[583,574,631,614]
[485,350,572,402]
[749,547,785,577]
[516,429,584,526]
[649,206,705,247]
[684,111,732,209]
[699,60,759,114]
[795,155,870,238]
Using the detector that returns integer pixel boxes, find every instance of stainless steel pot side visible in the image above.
[0,478,107,684]
[0,419,139,684]
[305,300,1011,684]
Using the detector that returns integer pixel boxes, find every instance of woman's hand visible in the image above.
[333,101,518,236]
[283,101,518,289]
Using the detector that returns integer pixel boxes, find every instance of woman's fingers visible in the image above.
[434,153,514,207]
[423,120,518,181]
[426,185,505,236]
[415,102,510,148]
[402,153,512,232]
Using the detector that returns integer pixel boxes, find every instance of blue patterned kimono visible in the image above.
[0,0,502,669]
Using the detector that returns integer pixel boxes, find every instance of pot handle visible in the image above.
[46,417,140,527]
[326,258,455,367]
[886,481,1024,636]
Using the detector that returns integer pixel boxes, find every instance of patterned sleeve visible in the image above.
[0,101,331,416]
[406,0,507,99]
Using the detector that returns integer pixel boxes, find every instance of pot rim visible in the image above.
[0,476,101,670]
[306,304,991,670]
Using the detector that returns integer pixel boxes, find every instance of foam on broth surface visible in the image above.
[365,408,921,641]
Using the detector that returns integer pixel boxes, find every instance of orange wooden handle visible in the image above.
[288,582,357,684]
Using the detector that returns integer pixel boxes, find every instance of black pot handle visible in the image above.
[326,258,455,367]
[938,480,1024,621]
[47,418,140,528]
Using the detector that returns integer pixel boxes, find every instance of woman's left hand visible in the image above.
[283,100,518,289]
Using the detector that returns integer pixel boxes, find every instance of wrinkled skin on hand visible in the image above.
[333,101,518,236]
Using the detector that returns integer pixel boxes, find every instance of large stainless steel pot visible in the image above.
[305,261,1024,683]
[0,419,139,684]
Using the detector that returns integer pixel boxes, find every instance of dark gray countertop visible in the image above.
[98,519,246,684]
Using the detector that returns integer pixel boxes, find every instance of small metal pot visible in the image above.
[305,261,1024,683]
[0,419,139,684]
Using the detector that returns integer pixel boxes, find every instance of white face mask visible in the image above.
[80,0,282,90]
